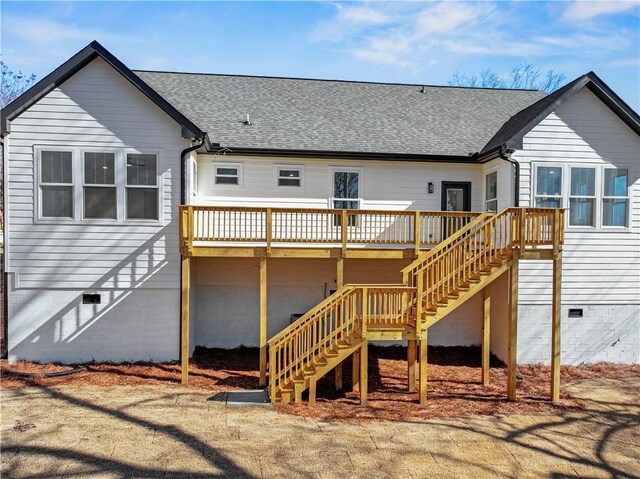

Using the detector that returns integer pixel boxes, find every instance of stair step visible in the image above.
[314,358,328,367]
[325,349,339,357]
[424,310,438,316]
[489,260,503,267]
[468,276,481,283]
[337,341,351,349]
[303,367,317,377]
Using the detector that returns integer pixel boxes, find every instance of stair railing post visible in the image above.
[187,206,194,256]
[416,272,424,336]
[269,346,277,403]
[414,211,421,257]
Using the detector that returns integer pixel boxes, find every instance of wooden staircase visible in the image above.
[267,207,564,404]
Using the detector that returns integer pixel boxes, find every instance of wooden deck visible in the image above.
[178,206,565,404]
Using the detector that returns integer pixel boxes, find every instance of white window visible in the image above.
[277,166,302,187]
[36,147,162,223]
[602,168,629,227]
[534,166,563,208]
[214,163,241,185]
[332,170,360,210]
[126,153,159,220]
[569,167,596,227]
[40,150,74,218]
[83,152,116,219]
[533,163,631,231]
[485,171,498,212]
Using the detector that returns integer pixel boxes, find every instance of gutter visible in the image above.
[498,150,520,208]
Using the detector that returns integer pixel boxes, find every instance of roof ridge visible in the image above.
[133,69,543,92]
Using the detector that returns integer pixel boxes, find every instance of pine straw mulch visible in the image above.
[2,345,639,422]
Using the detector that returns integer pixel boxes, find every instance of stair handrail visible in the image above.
[268,284,418,401]
[401,212,494,282]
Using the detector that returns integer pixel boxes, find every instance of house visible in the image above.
[2,42,638,404]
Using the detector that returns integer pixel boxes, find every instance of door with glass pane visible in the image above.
[333,171,360,226]
[441,181,471,237]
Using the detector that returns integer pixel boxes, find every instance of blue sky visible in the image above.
[2,1,639,110]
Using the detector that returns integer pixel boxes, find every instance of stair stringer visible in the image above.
[280,334,363,404]
[423,260,512,330]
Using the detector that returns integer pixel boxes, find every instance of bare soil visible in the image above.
[2,345,639,421]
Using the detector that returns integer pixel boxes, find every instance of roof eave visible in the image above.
[206,146,480,163]
[1,41,205,139]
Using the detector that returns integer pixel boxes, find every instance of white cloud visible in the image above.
[563,1,639,21]
[311,1,639,72]
[337,4,390,26]
[414,2,496,35]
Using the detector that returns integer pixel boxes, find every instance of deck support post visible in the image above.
[360,288,368,405]
[359,341,368,405]
[351,350,360,391]
[482,288,491,386]
[180,255,191,385]
[507,254,519,401]
[259,257,268,387]
[418,334,428,404]
[407,339,417,392]
[551,252,562,402]
[335,256,344,389]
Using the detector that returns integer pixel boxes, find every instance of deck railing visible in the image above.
[179,205,481,253]
[267,285,417,400]
[401,207,565,314]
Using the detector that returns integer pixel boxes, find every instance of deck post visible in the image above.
[360,288,368,405]
[551,251,563,402]
[259,257,268,387]
[407,339,417,392]
[418,333,427,404]
[482,288,491,386]
[507,254,519,401]
[351,349,360,391]
[335,256,344,389]
[181,255,191,384]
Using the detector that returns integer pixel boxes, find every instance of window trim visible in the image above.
[484,168,498,212]
[81,149,118,221]
[531,162,631,232]
[602,167,630,229]
[533,164,564,211]
[33,145,164,225]
[125,152,161,222]
[568,166,597,228]
[276,164,304,189]
[330,166,363,210]
[34,146,76,223]
[213,162,242,188]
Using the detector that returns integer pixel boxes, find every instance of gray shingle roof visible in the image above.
[134,71,546,157]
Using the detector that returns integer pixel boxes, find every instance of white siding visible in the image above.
[6,58,188,362]
[197,156,485,212]
[513,87,640,306]
[482,158,513,212]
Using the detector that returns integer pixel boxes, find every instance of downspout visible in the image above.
[179,136,206,367]
[180,137,206,205]
[498,149,520,208]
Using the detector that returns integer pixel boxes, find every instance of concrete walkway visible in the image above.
[1,378,639,478]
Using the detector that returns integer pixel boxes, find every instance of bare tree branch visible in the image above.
[448,64,566,93]
[1,60,36,108]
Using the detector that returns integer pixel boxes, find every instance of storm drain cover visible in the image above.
[225,390,271,407]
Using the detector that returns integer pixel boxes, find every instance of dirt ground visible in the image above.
[2,376,639,478]
[3,346,640,422]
